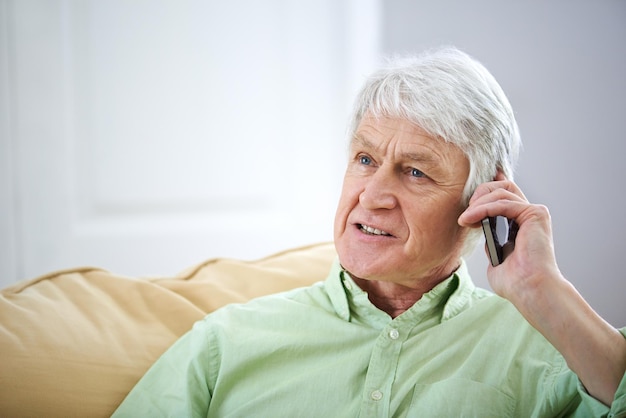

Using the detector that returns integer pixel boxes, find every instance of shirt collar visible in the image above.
[324,258,477,325]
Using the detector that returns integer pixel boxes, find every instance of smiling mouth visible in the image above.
[358,224,392,236]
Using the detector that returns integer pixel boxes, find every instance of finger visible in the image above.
[469,178,527,205]
[470,187,525,208]
[459,199,524,227]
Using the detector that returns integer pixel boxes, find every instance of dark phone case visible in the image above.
[481,216,518,267]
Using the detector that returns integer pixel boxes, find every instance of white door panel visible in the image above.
[2,0,381,285]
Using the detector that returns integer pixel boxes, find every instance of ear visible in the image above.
[494,170,507,182]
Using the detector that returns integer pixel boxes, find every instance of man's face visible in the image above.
[333,115,470,287]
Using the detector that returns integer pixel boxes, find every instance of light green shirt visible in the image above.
[113,260,626,417]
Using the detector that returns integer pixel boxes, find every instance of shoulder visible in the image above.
[197,280,334,331]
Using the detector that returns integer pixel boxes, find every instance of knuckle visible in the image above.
[534,204,551,219]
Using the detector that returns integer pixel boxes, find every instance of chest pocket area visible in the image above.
[407,378,515,418]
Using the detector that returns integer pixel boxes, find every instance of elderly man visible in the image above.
[113,47,626,417]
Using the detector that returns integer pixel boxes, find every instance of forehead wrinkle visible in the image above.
[352,132,443,169]
[350,132,376,151]
[402,149,439,166]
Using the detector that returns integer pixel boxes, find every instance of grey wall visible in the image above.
[381,0,625,326]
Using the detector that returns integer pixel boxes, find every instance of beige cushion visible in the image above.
[0,242,336,417]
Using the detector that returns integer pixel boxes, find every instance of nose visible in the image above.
[359,167,398,210]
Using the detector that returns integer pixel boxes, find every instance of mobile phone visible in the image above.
[481,216,518,266]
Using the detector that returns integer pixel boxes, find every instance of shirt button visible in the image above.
[389,328,399,340]
[370,390,383,401]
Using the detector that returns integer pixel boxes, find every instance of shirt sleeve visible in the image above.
[573,327,626,418]
[606,328,626,417]
[111,319,215,418]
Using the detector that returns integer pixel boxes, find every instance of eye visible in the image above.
[410,168,425,178]
[359,155,372,165]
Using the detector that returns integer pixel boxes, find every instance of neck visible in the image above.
[350,265,459,318]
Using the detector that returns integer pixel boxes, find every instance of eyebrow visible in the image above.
[350,134,441,166]
[350,134,374,150]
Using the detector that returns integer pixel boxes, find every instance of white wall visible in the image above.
[382,0,626,326]
[0,0,381,284]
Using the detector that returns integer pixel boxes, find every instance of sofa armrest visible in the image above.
[0,242,335,417]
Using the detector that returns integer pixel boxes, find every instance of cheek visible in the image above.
[407,202,465,247]
[333,180,358,235]
[436,206,468,249]
[333,207,346,241]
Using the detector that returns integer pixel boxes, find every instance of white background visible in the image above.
[1,1,624,326]
[1,0,379,280]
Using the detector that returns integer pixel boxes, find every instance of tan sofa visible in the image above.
[0,242,336,417]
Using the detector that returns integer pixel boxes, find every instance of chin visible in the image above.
[336,246,364,278]
[338,250,387,281]
[335,236,395,278]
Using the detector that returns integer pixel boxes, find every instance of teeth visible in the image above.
[360,224,391,236]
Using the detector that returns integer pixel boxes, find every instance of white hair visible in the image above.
[348,47,522,255]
